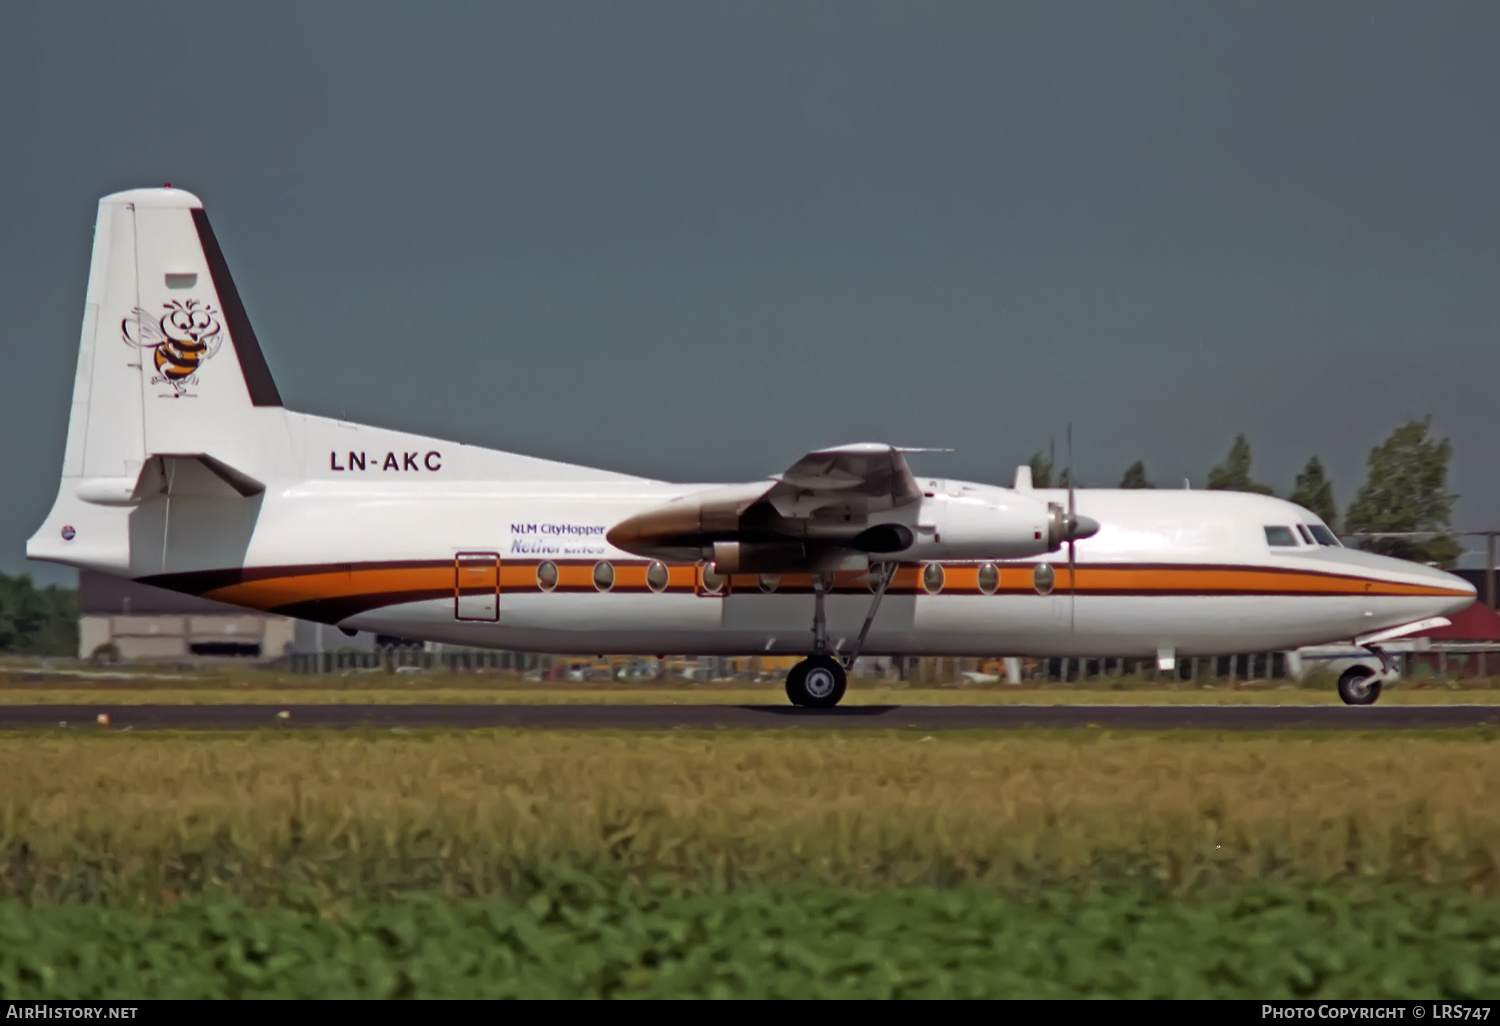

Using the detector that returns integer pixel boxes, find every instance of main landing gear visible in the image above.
[785,563,898,708]
[786,654,847,708]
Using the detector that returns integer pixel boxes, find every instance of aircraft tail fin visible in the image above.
[60,187,281,484]
[30,187,284,570]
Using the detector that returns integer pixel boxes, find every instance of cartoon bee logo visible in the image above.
[121,299,224,397]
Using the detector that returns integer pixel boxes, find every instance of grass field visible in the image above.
[2,731,1498,896]
[0,730,1497,996]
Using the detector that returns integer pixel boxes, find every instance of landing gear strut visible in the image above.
[784,564,897,708]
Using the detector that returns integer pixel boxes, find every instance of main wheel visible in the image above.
[786,655,847,708]
[1337,666,1382,706]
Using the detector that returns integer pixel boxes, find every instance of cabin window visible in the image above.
[646,561,670,593]
[593,561,615,591]
[701,563,726,594]
[922,562,945,594]
[1033,563,1055,595]
[536,560,559,592]
[977,563,1000,595]
[1264,526,1298,547]
[1296,525,1314,545]
[1308,525,1340,547]
[758,573,780,593]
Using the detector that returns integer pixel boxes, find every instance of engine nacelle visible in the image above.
[897,492,1057,561]
[709,540,808,574]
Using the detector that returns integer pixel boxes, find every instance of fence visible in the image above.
[277,648,1300,683]
[283,648,544,675]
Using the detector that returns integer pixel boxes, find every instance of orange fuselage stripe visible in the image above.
[194,559,1470,614]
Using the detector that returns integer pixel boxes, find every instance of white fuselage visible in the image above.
[39,454,1466,662]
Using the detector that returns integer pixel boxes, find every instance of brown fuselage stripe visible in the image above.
[135,559,1471,624]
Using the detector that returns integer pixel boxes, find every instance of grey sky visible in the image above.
[4,2,1498,584]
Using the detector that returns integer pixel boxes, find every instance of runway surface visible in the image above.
[4,704,1500,731]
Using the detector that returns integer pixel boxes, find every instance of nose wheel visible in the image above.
[786,655,848,708]
[1337,666,1382,706]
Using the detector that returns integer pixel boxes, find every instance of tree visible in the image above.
[1119,460,1154,489]
[1344,417,1459,566]
[0,573,77,656]
[1289,457,1338,529]
[1027,449,1053,489]
[1207,434,1273,495]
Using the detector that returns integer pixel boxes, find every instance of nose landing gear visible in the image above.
[1337,642,1392,706]
[1337,666,1382,706]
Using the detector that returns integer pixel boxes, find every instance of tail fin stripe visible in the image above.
[190,207,282,407]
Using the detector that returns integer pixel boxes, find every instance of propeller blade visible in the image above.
[1067,425,1076,514]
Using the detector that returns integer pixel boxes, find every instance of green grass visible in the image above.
[2,878,1496,998]
[0,732,1496,900]
[1,730,1496,998]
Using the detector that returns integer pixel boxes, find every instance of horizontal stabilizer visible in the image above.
[156,454,265,497]
[76,454,264,506]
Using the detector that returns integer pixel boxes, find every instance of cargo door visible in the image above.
[454,552,500,621]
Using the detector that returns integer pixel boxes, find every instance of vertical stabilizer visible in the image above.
[29,187,285,571]
[61,187,282,495]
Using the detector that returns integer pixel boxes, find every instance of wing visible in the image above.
[120,307,165,348]
[763,443,924,519]
[202,322,225,361]
[606,443,926,570]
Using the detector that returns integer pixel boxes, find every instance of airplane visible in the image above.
[26,187,1477,708]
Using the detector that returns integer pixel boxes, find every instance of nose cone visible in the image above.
[1391,557,1479,616]
[1368,551,1475,617]
[1436,569,1479,616]
[1303,546,1476,626]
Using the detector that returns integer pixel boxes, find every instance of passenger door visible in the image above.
[454,552,500,621]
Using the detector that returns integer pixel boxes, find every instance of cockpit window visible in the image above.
[1296,525,1314,545]
[1308,525,1340,547]
[1264,526,1298,547]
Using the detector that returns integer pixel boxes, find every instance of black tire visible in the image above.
[1337,666,1382,706]
[785,661,809,706]
[786,655,847,708]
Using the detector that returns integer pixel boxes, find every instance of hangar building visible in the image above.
[77,570,373,662]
